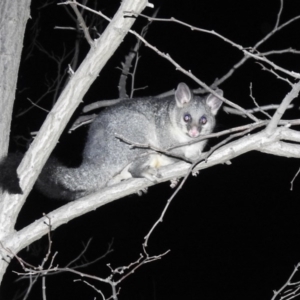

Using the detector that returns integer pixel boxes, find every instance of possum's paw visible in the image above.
[170,178,180,188]
[141,166,162,183]
[136,187,148,196]
[192,170,200,177]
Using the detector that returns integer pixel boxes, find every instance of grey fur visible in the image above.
[36,82,223,200]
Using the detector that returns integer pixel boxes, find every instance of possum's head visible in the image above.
[171,82,223,139]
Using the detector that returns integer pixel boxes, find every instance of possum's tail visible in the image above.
[0,153,23,195]
[35,157,89,200]
[0,154,95,201]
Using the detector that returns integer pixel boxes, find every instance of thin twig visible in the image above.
[69,0,94,47]
[261,48,300,56]
[290,167,300,191]
[249,83,272,119]
[223,104,294,116]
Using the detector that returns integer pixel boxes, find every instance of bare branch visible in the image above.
[223,104,294,116]
[256,13,300,49]
[266,80,300,135]
[124,7,300,86]
[291,167,300,191]
[261,48,300,56]
[59,1,112,23]
[68,0,94,47]
[249,83,272,119]
[257,62,293,86]
[124,12,244,51]
[83,99,122,113]
[275,0,283,29]
[271,263,300,300]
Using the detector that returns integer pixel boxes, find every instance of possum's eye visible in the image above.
[183,113,192,123]
[200,116,207,125]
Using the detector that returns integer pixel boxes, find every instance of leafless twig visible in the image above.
[290,167,300,191]
[68,0,94,47]
[271,263,300,300]
[266,81,300,135]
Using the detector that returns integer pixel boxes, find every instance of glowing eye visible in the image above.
[183,113,192,123]
[200,116,207,125]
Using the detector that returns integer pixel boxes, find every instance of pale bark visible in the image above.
[0,0,32,287]
[0,0,31,158]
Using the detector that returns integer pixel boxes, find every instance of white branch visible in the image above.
[1,126,299,257]
[266,81,300,135]
[260,141,300,158]
[243,50,300,79]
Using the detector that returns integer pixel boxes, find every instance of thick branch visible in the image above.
[266,81,300,135]
[0,0,31,158]
[1,126,299,257]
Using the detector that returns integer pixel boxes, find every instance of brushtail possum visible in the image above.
[0,83,223,200]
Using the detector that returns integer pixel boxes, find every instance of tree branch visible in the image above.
[266,81,300,135]
[1,126,299,257]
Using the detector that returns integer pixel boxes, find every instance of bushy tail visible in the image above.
[0,153,23,194]
[0,154,91,201]
[36,157,88,201]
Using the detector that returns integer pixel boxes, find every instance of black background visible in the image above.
[2,0,300,299]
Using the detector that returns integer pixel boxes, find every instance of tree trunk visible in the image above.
[0,0,31,286]
[0,0,32,158]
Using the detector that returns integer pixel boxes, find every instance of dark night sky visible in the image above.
[2,0,300,299]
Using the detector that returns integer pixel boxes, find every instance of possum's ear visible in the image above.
[175,82,192,107]
[206,89,223,115]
